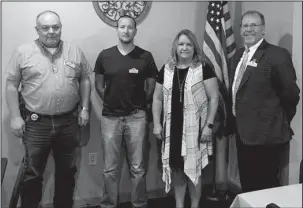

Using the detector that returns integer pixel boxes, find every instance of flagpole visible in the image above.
[205,135,226,202]
[202,1,236,202]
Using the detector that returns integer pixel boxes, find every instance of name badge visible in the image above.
[247,59,258,67]
[129,68,138,74]
[64,59,76,69]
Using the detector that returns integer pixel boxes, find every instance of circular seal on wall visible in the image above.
[92,1,152,28]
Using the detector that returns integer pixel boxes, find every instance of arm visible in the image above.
[95,74,105,101]
[152,83,163,139]
[272,49,300,124]
[80,76,91,109]
[93,51,106,101]
[145,77,156,122]
[78,75,91,127]
[78,51,92,127]
[6,79,21,118]
[145,52,158,103]
[6,78,25,138]
[201,77,219,142]
[145,78,156,102]
[204,77,220,125]
[6,49,25,138]
[89,73,103,120]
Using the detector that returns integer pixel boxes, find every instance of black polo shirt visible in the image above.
[94,46,158,116]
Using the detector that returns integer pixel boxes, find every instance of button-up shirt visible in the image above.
[232,38,264,96]
[6,39,92,115]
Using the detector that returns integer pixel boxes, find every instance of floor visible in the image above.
[83,181,236,208]
[82,162,237,208]
[84,192,235,208]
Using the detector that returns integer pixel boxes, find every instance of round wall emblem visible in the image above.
[92,1,152,28]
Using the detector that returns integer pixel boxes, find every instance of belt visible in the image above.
[24,107,77,121]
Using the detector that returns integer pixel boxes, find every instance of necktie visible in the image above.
[232,48,249,115]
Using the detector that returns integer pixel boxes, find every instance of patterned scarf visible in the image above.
[161,63,212,193]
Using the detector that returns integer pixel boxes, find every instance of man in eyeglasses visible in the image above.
[226,10,300,192]
[5,10,91,208]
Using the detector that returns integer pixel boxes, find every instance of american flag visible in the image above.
[202,1,236,137]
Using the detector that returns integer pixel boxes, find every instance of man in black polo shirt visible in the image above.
[94,15,157,208]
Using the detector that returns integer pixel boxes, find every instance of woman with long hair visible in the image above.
[152,29,219,207]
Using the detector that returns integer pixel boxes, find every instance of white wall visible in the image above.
[290,2,302,185]
[1,2,209,207]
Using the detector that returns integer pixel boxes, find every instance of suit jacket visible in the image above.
[226,40,300,145]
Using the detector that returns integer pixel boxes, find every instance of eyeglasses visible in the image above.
[240,23,263,30]
[37,25,61,32]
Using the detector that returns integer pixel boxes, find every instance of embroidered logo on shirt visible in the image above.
[64,59,76,69]
[129,68,138,74]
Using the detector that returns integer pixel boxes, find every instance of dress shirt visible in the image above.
[232,38,264,97]
[6,39,92,115]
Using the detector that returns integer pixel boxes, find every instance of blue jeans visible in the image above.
[20,109,80,208]
[100,110,148,208]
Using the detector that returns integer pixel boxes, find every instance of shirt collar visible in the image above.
[35,39,63,57]
[245,38,264,52]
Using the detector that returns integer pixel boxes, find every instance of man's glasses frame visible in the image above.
[36,25,61,32]
[240,23,264,30]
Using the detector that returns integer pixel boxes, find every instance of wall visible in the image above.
[1,2,209,207]
[290,2,302,185]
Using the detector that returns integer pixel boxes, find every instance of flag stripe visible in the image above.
[203,41,223,82]
[202,1,236,137]
[203,31,224,70]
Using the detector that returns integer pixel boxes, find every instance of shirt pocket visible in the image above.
[64,61,81,79]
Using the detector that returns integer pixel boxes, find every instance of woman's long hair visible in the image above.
[168,29,202,68]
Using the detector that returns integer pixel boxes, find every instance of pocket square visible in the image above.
[247,60,258,67]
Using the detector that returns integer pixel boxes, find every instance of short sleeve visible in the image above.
[94,51,105,75]
[146,52,158,78]
[156,65,165,84]
[6,49,22,82]
[80,50,93,78]
[203,62,216,80]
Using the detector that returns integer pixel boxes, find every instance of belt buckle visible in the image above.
[30,113,39,121]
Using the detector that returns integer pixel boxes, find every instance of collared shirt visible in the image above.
[232,38,264,96]
[6,39,92,115]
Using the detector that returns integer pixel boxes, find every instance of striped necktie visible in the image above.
[232,48,250,115]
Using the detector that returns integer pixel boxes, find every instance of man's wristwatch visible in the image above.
[81,106,89,111]
[207,123,214,129]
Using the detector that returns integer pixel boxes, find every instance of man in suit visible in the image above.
[226,10,300,193]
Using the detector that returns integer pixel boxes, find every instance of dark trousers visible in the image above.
[20,110,80,208]
[236,132,288,193]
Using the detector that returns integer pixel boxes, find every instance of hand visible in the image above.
[78,109,89,127]
[10,116,25,138]
[200,126,213,143]
[153,123,163,140]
